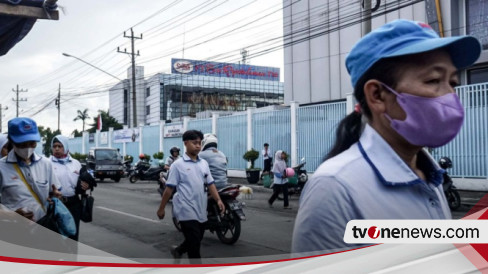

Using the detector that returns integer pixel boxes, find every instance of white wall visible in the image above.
[283,0,472,105]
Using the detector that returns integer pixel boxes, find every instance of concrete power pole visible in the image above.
[118,28,142,128]
[55,83,61,132]
[0,104,7,132]
[12,84,27,117]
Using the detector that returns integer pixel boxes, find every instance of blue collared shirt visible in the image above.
[292,125,451,254]
[0,150,61,221]
[167,153,215,223]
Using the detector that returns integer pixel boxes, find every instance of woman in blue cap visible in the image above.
[0,117,62,222]
[292,19,481,253]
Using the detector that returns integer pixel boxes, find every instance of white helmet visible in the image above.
[202,133,218,150]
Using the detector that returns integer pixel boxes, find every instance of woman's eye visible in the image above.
[426,79,440,84]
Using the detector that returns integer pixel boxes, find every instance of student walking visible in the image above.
[268,150,291,209]
[157,130,224,263]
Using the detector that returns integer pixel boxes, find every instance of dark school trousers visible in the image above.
[268,183,289,207]
[178,220,205,262]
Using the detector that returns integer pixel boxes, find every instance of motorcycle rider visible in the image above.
[199,133,228,190]
[164,147,181,171]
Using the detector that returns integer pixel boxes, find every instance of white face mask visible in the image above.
[14,147,35,160]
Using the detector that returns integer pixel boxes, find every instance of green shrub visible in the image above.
[243,149,260,170]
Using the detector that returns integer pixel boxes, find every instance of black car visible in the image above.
[86,147,124,182]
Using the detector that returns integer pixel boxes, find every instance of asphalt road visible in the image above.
[77,177,485,264]
[78,177,299,264]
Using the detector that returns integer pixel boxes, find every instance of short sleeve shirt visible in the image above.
[292,125,451,254]
[166,153,214,223]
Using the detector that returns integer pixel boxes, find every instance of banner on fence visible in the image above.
[88,133,95,143]
[114,128,140,143]
[164,124,184,138]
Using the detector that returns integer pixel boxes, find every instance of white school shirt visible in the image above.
[166,153,215,223]
[292,124,451,254]
[0,150,61,222]
[50,155,81,197]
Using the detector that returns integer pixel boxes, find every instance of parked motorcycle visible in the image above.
[122,160,133,177]
[172,184,245,245]
[439,156,461,210]
[278,158,308,200]
[129,160,165,183]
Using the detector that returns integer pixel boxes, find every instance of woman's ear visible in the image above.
[363,80,388,115]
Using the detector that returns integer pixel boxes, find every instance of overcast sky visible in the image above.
[0,0,284,135]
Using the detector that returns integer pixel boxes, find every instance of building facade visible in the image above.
[283,0,488,105]
[109,59,284,126]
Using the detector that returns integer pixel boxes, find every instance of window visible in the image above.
[468,66,488,85]
[146,105,150,115]
[466,0,488,50]
[146,87,150,97]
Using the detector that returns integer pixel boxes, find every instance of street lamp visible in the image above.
[62,52,131,127]
[62,53,122,81]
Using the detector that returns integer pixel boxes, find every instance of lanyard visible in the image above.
[13,164,45,212]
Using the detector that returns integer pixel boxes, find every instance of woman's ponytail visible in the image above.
[324,111,363,161]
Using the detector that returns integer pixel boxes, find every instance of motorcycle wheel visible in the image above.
[447,190,461,210]
[129,175,139,184]
[216,208,241,245]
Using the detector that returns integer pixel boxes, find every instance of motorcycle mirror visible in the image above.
[301,158,305,162]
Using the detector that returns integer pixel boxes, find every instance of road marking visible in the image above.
[96,206,169,225]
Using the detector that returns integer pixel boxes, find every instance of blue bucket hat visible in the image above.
[8,117,41,143]
[346,19,482,88]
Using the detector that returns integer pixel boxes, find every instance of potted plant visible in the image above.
[243,149,260,184]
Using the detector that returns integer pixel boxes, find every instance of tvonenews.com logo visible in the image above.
[344,220,488,244]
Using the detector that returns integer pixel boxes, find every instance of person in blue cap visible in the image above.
[292,19,482,253]
[0,117,62,222]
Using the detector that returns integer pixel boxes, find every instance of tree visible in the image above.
[74,109,90,132]
[38,126,61,157]
[87,110,123,133]
[71,129,83,138]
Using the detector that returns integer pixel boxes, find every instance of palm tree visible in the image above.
[74,109,90,132]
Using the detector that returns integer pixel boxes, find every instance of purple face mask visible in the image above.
[381,83,464,148]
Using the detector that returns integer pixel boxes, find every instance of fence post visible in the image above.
[212,112,219,135]
[139,125,144,155]
[346,93,355,114]
[290,101,298,167]
[108,127,114,148]
[159,120,165,153]
[183,116,191,132]
[95,129,100,147]
[247,107,255,168]
[82,131,88,154]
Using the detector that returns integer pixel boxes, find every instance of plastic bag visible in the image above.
[52,198,76,237]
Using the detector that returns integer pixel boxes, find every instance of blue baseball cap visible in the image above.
[346,19,482,88]
[8,117,41,143]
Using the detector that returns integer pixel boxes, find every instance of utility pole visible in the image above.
[118,28,142,128]
[12,84,27,117]
[0,104,7,132]
[54,83,61,132]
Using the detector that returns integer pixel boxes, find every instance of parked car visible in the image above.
[86,147,124,182]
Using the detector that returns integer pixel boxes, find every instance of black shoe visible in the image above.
[170,245,182,259]
[283,206,292,210]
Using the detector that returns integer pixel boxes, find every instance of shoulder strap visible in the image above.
[13,164,45,212]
